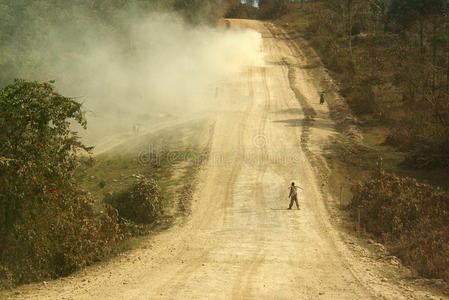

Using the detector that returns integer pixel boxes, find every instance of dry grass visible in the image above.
[352,163,449,282]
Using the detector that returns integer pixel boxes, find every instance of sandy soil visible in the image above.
[2,20,447,300]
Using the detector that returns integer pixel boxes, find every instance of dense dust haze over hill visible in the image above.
[10,9,264,145]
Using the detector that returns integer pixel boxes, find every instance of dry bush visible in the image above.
[352,164,449,282]
[405,137,449,169]
[107,176,163,224]
[0,190,123,288]
[384,111,449,169]
[178,182,195,215]
[258,0,288,20]
[344,84,376,115]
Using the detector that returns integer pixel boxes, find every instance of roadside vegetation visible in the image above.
[0,80,123,288]
[276,0,449,171]
[0,80,207,289]
[353,162,449,283]
[268,0,449,284]
[0,0,217,289]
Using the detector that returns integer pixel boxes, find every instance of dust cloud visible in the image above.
[36,12,263,145]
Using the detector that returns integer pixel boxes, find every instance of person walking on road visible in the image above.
[288,182,302,210]
[320,92,325,105]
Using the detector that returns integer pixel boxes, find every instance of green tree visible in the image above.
[0,80,121,287]
[0,79,90,229]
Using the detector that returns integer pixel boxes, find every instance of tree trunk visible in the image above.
[347,0,354,71]
[446,47,449,92]
[432,19,437,92]
[419,17,424,54]
[446,15,449,92]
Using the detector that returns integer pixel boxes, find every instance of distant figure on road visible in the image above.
[288,182,302,210]
[133,123,141,136]
[320,92,325,105]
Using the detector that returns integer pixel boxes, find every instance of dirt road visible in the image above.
[3,20,446,300]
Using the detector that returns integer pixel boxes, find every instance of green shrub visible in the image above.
[0,80,123,288]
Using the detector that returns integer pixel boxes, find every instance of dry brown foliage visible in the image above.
[106,176,163,225]
[0,190,124,288]
[352,163,449,282]
[288,1,449,169]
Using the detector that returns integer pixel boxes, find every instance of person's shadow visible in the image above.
[270,208,300,211]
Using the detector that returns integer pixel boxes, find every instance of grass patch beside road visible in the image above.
[75,119,210,239]
[325,121,449,208]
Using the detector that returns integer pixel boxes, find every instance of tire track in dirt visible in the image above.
[154,69,259,297]
[231,66,272,298]
[222,67,255,224]
[266,22,381,299]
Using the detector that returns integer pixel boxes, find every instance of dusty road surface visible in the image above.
[3,20,446,300]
